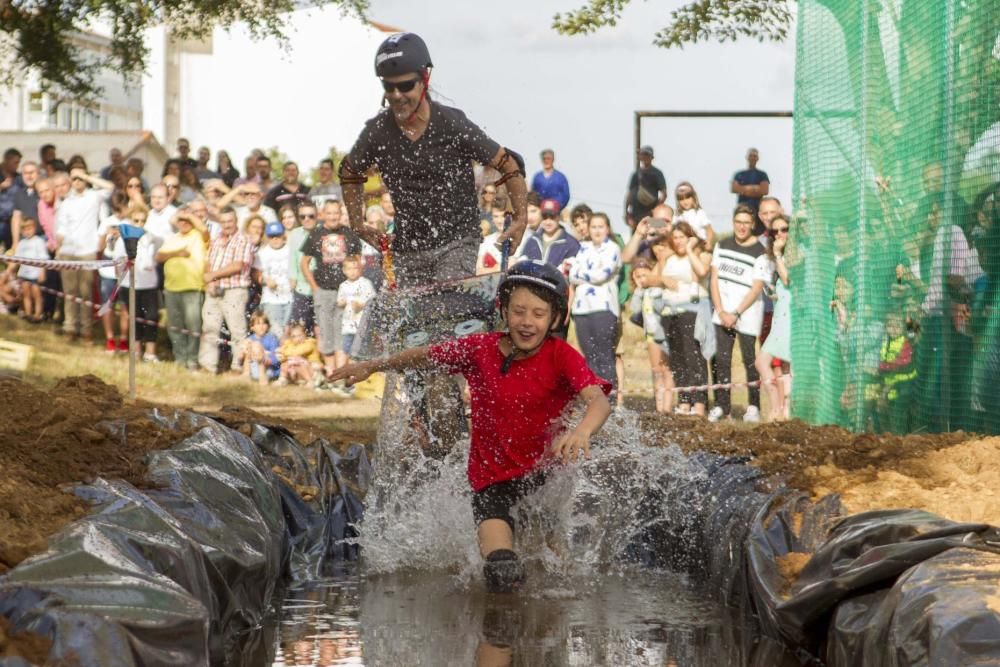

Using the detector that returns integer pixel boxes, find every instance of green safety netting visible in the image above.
[789,0,999,433]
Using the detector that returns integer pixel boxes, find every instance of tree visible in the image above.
[0,0,368,103]
[552,0,793,49]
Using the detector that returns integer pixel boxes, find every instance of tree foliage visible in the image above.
[552,0,793,49]
[0,0,368,103]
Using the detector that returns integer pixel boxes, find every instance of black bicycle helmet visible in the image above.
[375,32,433,78]
[496,260,569,322]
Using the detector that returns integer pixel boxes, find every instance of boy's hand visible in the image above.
[327,361,374,386]
[551,426,592,463]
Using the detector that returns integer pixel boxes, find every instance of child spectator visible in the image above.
[10,218,48,321]
[709,205,769,422]
[569,212,622,394]
[96,191,130,353]
[329,261,612,593]
[276,321,323,386]
[336,255,376,365]
[569,203,592,242]
[114,208,164,362]
[0,265,18,313]
[240,311,281,385]
[255,222,293,336]
[628,257,674,413]
[519,199,580,273]
[476,194,508,275]
[673,181,715,249]
[876,311,916,433]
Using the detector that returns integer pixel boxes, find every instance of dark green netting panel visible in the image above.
[789,0,999,433]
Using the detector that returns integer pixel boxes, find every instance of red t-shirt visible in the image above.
[428,332,611,491]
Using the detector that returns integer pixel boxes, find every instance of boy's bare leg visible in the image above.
[478,519,513,557]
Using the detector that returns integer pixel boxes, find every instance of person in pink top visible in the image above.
[330,261,612,593]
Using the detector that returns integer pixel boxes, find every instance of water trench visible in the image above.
[269,391,796,666]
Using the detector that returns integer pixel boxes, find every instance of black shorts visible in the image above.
[472,470,547,532]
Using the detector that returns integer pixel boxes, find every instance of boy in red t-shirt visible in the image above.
[330,261,612,592]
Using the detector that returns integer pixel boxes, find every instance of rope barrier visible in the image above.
[19,281,234,349]
[3,255,125,271]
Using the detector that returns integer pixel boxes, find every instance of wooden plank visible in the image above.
[0,339,34,371]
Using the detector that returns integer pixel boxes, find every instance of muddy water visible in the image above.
[270,389,782,666]
[270,565,757,666]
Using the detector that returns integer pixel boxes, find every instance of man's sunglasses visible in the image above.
[299,213,317,219]
[381,78,421,94]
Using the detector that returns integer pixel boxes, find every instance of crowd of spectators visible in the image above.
[0,140,381,397]
[1,138,991,427]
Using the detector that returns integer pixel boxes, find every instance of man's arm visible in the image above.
[731,280,765,323]
[10,208,21,250]
[83,172,115,192]
[730,179,743,195]
[490,147,528,250]
[340,160,383,249]
[206,260,245,281]
[300,254,319,292]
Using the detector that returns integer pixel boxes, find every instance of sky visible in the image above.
[179,0,797,234]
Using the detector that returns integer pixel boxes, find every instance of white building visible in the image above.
[0,31,142,134]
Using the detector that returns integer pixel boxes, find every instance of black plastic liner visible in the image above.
[0,412,368,666]
[626,453,1000,666]
[1,407,997,666]
[747,506,1000,665]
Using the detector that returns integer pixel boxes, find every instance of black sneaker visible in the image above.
[483,549,525,594]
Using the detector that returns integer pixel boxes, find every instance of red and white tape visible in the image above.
[4,255,125,271]
[20,281,234,348]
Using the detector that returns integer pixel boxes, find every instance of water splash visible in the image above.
[360,391,711,584]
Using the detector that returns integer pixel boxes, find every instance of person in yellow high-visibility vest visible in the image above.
[877,312,917,433]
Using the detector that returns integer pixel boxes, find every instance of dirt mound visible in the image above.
[0,375,200,571]
[637,413,994,524]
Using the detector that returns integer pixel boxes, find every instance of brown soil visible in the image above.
[636,413,996,523]
[775,552,813,598]
[0,376,366,576]
[0,616,51,664]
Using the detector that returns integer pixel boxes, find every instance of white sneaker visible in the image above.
[743,406,761,423]
[707,406,726,423]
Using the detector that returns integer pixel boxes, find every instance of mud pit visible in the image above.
[0,375,994,576]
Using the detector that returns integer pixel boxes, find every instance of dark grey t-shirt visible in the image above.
[347,101,500,253]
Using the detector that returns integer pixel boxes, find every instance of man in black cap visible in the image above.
[624,145,667,231]
[339,32,528,288]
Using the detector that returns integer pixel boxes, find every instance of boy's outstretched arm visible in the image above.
[327,347,434,386]
[551,385,612,463]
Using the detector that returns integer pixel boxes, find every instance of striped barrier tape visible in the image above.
[20,281,234,349]
[3,255,125,271]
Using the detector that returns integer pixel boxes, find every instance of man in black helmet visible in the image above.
[339,32,529,287]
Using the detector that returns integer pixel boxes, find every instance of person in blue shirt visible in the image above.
[518,199,580,339]
[730,147,770,213]
[530,149,570,211]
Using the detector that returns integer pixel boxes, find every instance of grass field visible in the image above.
[0,314,380,434]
